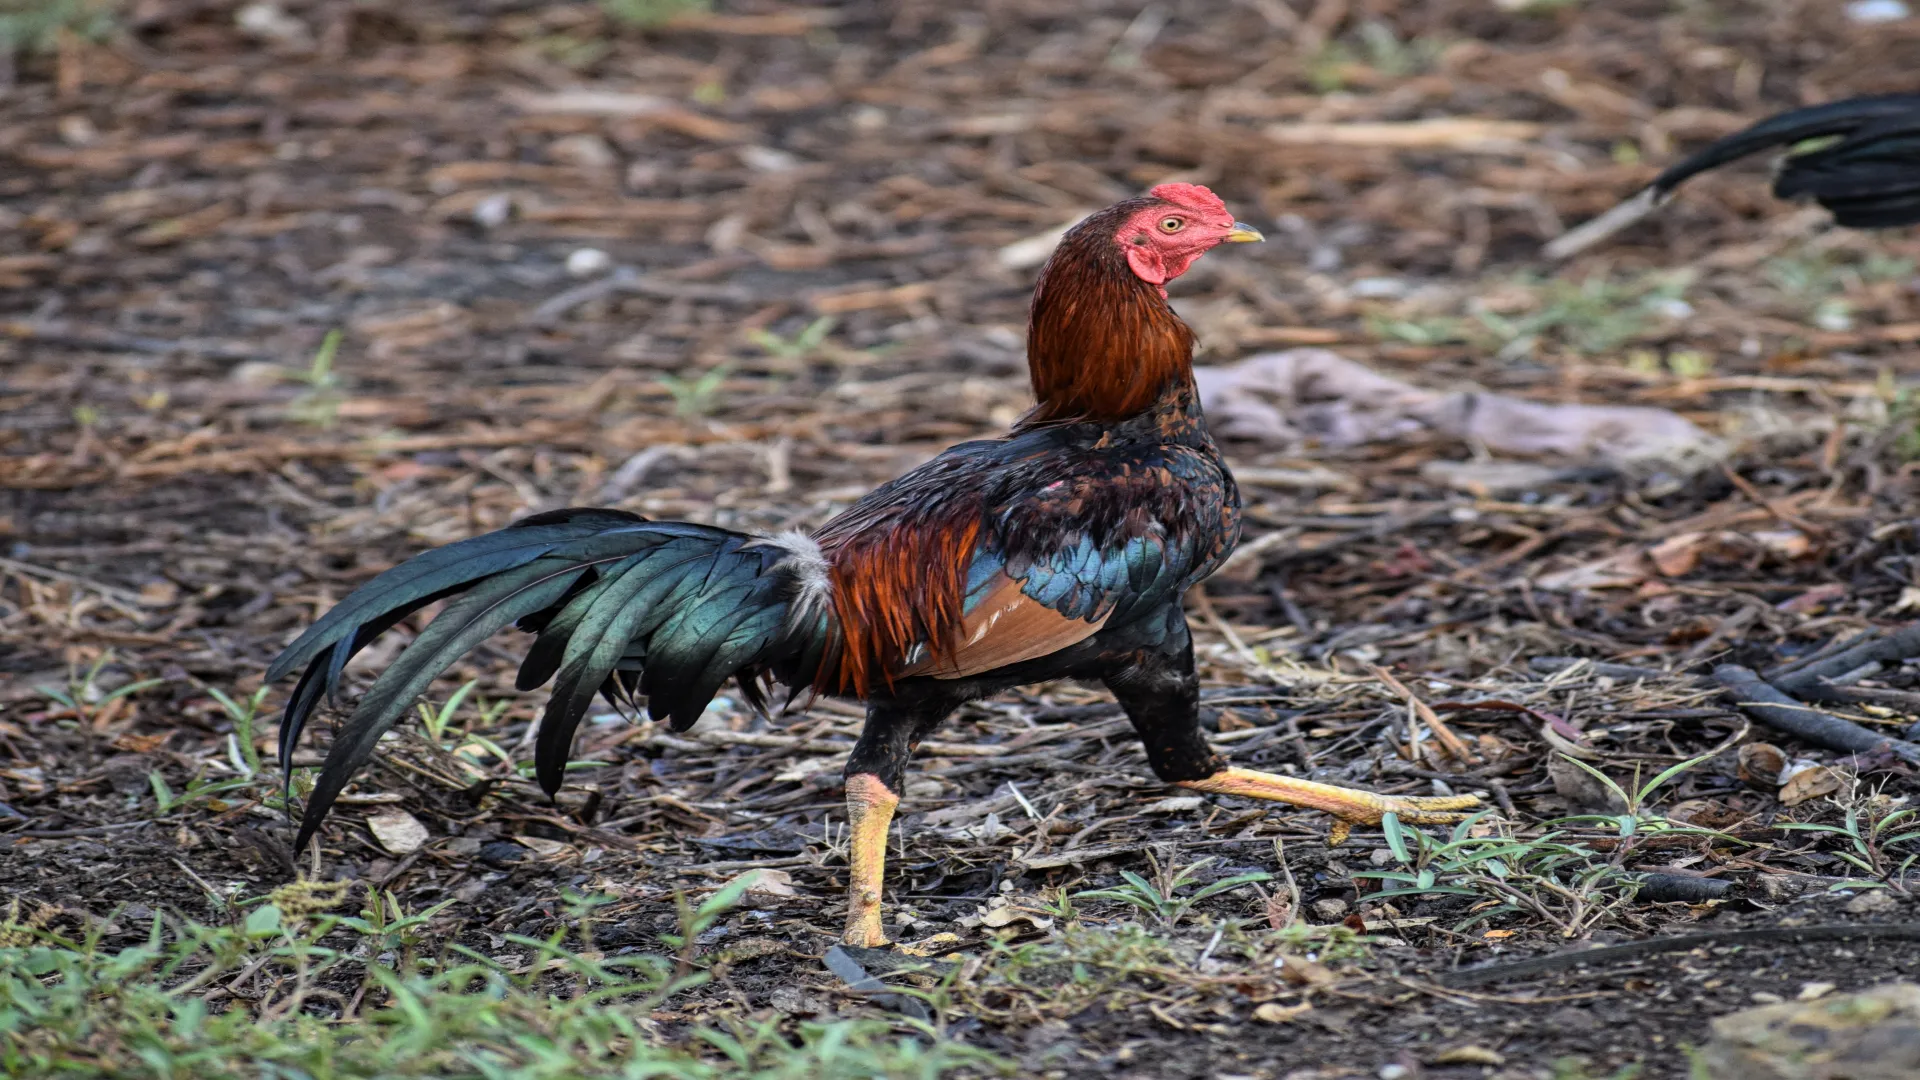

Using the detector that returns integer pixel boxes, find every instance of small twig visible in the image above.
[1269,508,1455,567]
[0,555,152,615]
[528,269,636,325]
[1719,463,1825,537]
[1279,712,1313,768]
[935,747,1111,779]
[1004,780,1040,821]
[528,266,754,327]
[1366,664,1477,766]
[1712,664,1920,765]
[9,820,160,839]
[1695,714,1751,763]
[1191,587,1279,682]
[0,319,267,361]
[1818,685,1920,712]
[1485,778,1517,816]
[1679,603,1758,663]
[171,857,228,912]
[1271,837,1301,929]
[1529,656,1707,685]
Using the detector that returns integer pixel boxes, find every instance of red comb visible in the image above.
[1148,183,1228,217]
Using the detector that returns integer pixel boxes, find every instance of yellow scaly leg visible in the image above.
[1179,766,1482,844]
[842,773,899,947]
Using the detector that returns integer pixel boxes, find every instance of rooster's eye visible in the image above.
[1158,216,1184,233]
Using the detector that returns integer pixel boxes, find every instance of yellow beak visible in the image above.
[1224,222,1265,243]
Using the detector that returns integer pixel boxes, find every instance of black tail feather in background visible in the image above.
[1547,93,1920,258]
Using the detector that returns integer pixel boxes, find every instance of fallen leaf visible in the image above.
[112,731,169,753]
[1475,732,1520,762]
[1278,954,1335,987]
[1750,529,1812,559]
[725,868,797,898]
[514,835,570,858]
[1669,799,1744,828]
[1432,1045,1505,1065]
[1846,890,1899,915]
[1779,764,1842,806]
[1139,795,1206,814]
[1650,532,1710,577]
[978,896,1053,931]
[1540,720,1601,761]
[1737,743,1787,787]
[1265,891,1295,931]
[367,809,429,855]
[335,791,407,805]
[773,756,839,783]
[1254,1001,1313,1023]
[1217,710,1255,732]
[1536,548,1654,591]
[137,580,178,606]
[1781,583,1849,614]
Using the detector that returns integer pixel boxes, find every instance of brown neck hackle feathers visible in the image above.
[1022,199,1198,428]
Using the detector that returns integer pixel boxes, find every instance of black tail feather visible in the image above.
[292,560,595,853]
[1651,93,1920,227]
[1773,116,1920,228]
[270,510,831,855]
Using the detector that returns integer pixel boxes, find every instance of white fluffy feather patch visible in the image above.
[748,530,832,620]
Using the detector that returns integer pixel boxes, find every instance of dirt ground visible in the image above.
[4,2,1920,1077]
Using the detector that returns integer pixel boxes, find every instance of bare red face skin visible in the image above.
[1116,183,1241,293]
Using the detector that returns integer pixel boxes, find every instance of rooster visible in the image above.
[268,184,1480,947]
[1546,93,1920,259]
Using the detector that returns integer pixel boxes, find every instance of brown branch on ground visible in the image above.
[1771,623,1920,702]
[1712,664,1920,765]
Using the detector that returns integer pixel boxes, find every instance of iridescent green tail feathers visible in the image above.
[266,508,833,854]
